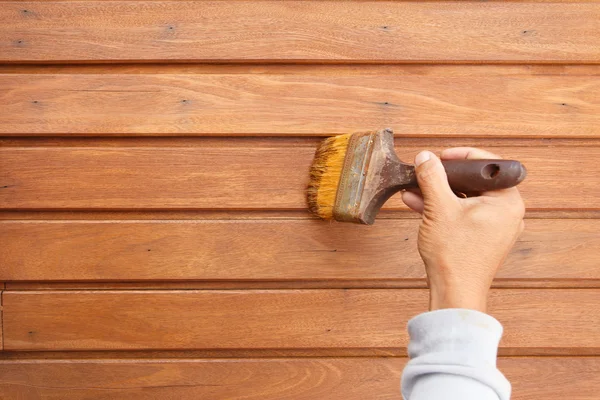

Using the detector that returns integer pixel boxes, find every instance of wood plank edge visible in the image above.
[6,280,600,291]
[3,132,600,139]
[2,137,599,148]
[1,348,599,360]
[3,137,600,148]
[2,58,600,66]
[2,207,600,214]
[1,64,599,75]
[5,280,600,290]
[2,210,600,220]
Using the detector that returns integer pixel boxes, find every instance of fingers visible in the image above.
[401,190,424,214]
[414,151,460,214]
[441,147,502,161]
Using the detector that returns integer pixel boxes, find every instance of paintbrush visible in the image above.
[307,128,527,225]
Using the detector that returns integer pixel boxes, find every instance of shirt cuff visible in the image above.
[407,308,503,366]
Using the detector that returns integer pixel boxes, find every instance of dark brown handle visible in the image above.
[440,159,527,193]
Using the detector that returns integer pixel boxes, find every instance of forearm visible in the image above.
[401,309,511,400]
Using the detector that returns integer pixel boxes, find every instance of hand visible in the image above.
[402,148,525,313]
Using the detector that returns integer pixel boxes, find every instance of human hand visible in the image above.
[402,148,525,313]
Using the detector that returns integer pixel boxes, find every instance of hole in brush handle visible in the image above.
[482,163,501,179]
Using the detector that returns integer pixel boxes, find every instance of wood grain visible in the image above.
[0,358,401,400]
[2,0,599,394]
[1,71,599,136]
[3,289,599,352]
[1,2,599,63]
[0,357,598,400]
[1,219,598,282]
[1,145,598,210]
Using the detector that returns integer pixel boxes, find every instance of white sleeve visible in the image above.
[401,309,511,400]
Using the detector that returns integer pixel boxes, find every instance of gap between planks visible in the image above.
[0,64,599,75]
[2,137,600,148]
[6,280,600,291]
[1,210,600,220]
[2,352,600,361]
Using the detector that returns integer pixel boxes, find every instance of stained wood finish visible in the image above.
[0,219,598,282]
[1,145,598,210]
[3,289,599,352]
[0,357,598,400]
[1,71,599,135]
[2,0,599,394]
[1,2,599,63]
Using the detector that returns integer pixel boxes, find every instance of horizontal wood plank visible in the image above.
[1,70,599,136]
[0,357,598,399]
[1,2,599,63]
[1,219,598,282]
[3,289,599,351]
[1,145,598,210]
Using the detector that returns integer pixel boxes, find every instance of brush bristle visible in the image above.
[307,134,351,220]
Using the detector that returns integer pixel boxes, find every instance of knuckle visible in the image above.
[470,148,502,160]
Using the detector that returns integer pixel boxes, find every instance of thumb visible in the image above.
[414,151,459,212]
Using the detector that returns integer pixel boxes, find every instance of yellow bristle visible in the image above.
[307,134,351,220]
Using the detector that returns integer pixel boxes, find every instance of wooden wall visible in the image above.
[1,1,599,398]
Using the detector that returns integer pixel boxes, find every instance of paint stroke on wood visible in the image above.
[3,289,599,351]
[1,146,598,210]
[0,357,598,400]
[0,219,598,282]
[0,72,599,136]
[1,2,599,62]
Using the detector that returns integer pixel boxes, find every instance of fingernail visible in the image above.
[415,151,432,166]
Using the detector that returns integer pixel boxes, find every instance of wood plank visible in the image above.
[1,145,598,210]
[1,71,599,136]
[1,2,599,63]
[3,289,599,351]
[4,358,401,400]
[0,219,598,282]
[0,357,598,400]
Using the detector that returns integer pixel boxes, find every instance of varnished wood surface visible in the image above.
[0,357,598,400]
[1,69,599,135]
[3,289,599,352]
[1,2,599,63]
[2,0,599,395]
[1,145,598,210]
[1,219,598,282]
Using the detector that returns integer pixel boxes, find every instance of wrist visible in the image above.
[429,287,488,313]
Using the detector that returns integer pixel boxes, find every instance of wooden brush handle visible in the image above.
[440,159,527,193]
